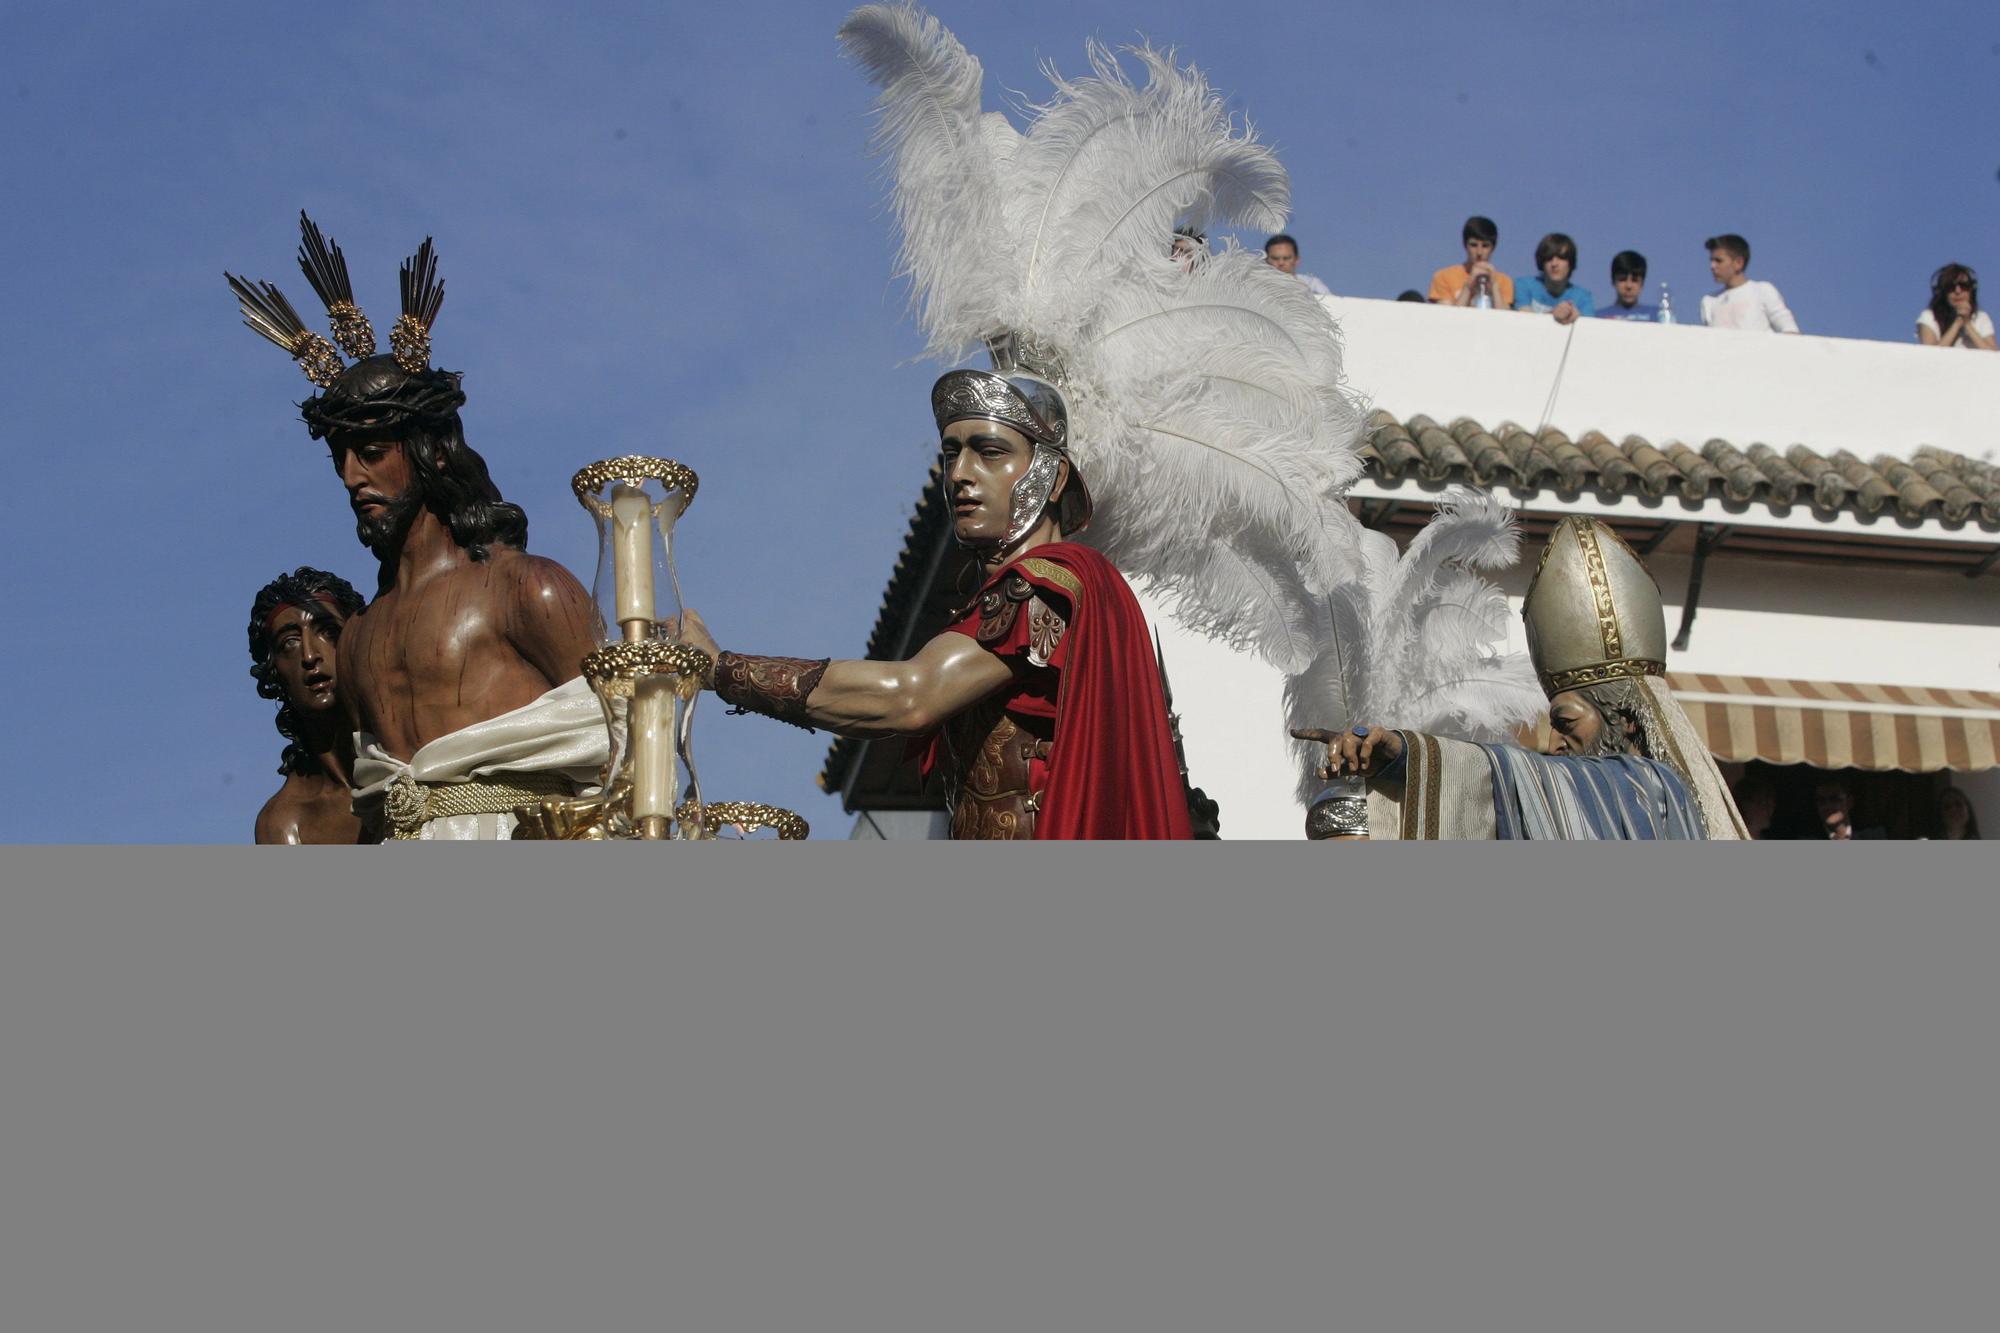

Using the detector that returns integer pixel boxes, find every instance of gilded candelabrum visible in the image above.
[512,456,807,841]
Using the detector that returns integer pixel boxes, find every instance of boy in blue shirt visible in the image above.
[1597,250,1659,321]
[1515,232,1595,323]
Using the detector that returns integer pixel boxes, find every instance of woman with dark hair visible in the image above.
[1916,264,1996,349]
[1930,786,1982,840]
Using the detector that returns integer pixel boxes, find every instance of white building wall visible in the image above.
[1145,302,2000,839]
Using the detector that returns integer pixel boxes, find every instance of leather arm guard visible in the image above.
[713,651,831,733]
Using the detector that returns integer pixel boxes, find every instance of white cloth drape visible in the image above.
[351,676,609,840]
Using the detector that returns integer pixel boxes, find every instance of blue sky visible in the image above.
[2,0,1994,842]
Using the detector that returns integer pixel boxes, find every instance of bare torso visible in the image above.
[256,772,367,844]
[341,547,599,760]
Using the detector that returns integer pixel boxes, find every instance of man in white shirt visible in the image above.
[1699,233,1798,332]
[1265,233,1333,296]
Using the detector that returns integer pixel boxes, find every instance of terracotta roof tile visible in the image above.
[1367,410,1999,530]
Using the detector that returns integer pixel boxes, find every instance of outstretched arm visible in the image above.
[674,610,1014,739]
[1291,724,1406,778]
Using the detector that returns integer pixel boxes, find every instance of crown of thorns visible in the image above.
[226,211,446,388]
[297,365,467,440]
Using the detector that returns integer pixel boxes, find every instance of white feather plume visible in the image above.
[1006,43,1290,311]
[842,4,1371,677]
[1074,249,1366,612]
[837,4,1013,358]
[841,6,1544,793]
[1282,489,1548,804]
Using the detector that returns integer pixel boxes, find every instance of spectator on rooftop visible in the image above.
[1170,225,1208,274]
[1597,250,1660,321]
[1699,233,1798,333]
[1916,263,1995,350]
[1263,233,1332,295]
[1515,232,1595,324]
[1395,290,1426,302]
[1927,785,1982,839]
[1428,216,1513,310]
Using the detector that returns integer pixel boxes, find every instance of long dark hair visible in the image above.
[302,356,526,570]
[1929,786,1982,840]
[248,568,366,776]
[402,414,529,563]
[1927,263,1979,336]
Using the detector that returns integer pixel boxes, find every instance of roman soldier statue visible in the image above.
[1300,515,1748,840]
[668,6,1383,837]
[676,339,1190,838]
[228,215,606,838]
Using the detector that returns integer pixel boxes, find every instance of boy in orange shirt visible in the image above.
[1429,215,1514,309]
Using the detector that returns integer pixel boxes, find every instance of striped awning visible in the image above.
[1527,674,2000,772]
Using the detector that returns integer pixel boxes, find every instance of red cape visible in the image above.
[933,542,1192,840]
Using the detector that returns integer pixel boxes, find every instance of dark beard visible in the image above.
[355,488,424,556]
[1576,724,1638,759]
[1571,684,1650,759]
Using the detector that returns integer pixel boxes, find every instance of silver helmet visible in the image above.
[931,334,1093,547]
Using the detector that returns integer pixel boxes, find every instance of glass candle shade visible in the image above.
[571,457,698,644]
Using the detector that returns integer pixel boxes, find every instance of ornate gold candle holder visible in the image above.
[513,456,806,841]
[579,638,713,839]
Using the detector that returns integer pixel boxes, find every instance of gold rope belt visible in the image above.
[384,771,577,840]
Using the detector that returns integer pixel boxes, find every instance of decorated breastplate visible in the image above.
[941,572,1066,840]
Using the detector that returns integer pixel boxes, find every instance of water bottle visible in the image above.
[1472,273,1494,310]
[1657,282,1675,325]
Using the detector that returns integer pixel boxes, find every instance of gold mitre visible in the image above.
[1521,516,1668,697]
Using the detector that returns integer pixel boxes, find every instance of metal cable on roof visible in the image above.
[1533,317,1580,441]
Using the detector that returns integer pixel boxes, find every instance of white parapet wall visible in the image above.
[1323,295,2000,460]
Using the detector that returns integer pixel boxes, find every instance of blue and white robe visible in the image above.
[1367,732,1719,840]
[1481,746,1704,840]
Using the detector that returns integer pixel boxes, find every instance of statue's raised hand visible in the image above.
[1290,725,1405,779]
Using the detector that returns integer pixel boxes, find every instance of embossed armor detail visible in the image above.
[714,651,831,732]
[975,574,1035,644]
[973,574,1068,668]
[942,696,1055,841]
[1025,597,1065,667]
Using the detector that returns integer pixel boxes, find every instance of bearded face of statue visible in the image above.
[1547,687,1646,758]
[332,433,425,554]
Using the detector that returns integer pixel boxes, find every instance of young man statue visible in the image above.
[675,352,1191,839]
[247,567,369,844]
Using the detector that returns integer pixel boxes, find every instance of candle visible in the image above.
[629,676,676,826]
[611,481,656,627]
